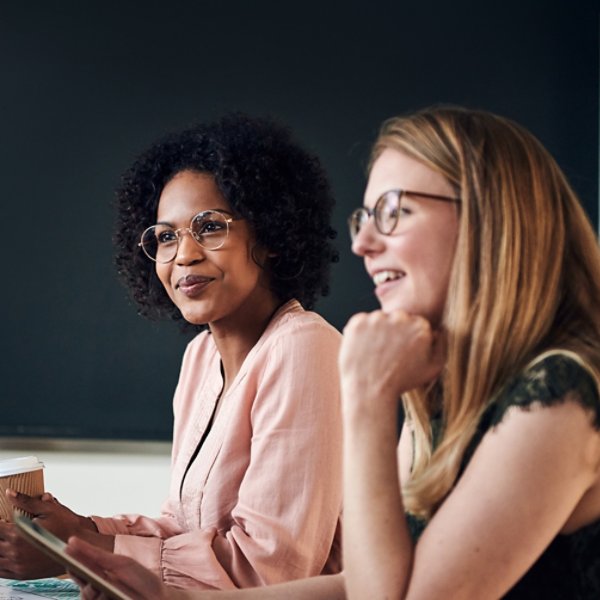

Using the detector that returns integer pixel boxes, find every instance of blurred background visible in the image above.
[1,0,598,442]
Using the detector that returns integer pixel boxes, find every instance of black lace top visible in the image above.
[407,354,600,599]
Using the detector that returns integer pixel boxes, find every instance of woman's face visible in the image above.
[353,148,460,325]
[154,170,276,328]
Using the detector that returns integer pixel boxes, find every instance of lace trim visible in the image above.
[485,352,600,431]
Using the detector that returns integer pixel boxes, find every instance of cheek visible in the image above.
[409,232,456,293]
[234,246,264,279]
[425,237,457,301]
[155,264,173,294]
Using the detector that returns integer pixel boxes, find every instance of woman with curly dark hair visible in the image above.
[0,114,343,590]
[115,113,337,323]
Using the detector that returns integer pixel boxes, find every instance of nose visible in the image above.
[175,228,205,264]
[351,218,383,257]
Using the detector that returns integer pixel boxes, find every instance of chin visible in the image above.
[381,301,436,322]
[381,304,408,315]
[378,288,414,314]
[379,296,412,314]
[186,317,209,326]
[178,308,211,325]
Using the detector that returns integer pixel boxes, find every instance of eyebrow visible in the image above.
[384,188,461,203]
[154,209,235,226]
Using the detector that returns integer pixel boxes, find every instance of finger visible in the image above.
[40,492,59,503]
[70,571,102,599]
[80,582,105,600]
[5,490,41,513]
[67,543,124,600]
[66,537,117,572]
[69,572,86,586]
[0,520,10,537]
[0,521,17,543]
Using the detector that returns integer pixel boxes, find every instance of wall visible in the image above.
[1,1,598,441]
[1,442,171,516]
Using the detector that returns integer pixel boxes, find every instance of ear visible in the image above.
[250,244,274,268]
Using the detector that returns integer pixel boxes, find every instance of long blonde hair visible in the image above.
[371,106,600,519]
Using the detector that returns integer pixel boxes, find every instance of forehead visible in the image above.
[364,148,453,207]
[157,170,231,221]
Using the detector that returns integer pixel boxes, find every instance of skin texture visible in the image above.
[356,148,459,325]
[153,170,279,390]
[154,171,274,330]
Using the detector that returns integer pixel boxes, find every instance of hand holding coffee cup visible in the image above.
[0,456,45,521]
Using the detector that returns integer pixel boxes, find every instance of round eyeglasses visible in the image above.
[348,188,461,241]
[139,209,236,263]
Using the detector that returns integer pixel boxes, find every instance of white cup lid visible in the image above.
[0,456,44,477]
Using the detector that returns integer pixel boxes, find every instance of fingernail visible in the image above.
[6,489,17,498]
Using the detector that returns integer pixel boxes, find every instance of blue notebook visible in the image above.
[0,577,79,599]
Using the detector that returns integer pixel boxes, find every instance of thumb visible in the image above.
[41,492,60,504]
[67,537,115,572]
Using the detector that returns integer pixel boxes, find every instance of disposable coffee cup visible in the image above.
[0,456,45,521]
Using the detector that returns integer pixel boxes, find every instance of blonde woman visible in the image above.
[68,106,600,599]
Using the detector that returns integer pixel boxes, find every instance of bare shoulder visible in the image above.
[495,398,600,531]
[405,399,600,599]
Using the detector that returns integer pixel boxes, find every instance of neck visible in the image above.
[209,295,284,393]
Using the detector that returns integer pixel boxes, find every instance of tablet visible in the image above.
[13,513,132,600]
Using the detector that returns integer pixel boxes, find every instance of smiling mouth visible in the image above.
[175,274,214,295]
[372,270,405,286]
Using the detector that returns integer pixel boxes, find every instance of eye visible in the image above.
[379,191,410,221]
[192,212,228,237]
[156,229,177,244]
[198,220,225,234]
[398,203,412,216]
[396,194,414,217]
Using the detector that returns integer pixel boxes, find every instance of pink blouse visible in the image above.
[92,300,343,590]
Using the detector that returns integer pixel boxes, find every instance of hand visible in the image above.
[0,490,98,579]
[339,309,446,413]
[67,537,185,600]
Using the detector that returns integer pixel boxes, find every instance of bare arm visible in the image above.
[339,310,600,599]
[339,310,444,600]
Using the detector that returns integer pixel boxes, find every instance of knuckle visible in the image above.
[412,315,431,335]
[6,529,18,544]
[389,309,408,323]
[345,312,368,331]
[420,320,432,336]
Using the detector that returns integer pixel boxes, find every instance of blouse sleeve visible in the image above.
[90,498,185,538]
[488,352,600,430]
[95,320,343,590]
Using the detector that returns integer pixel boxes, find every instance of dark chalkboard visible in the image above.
[1,1,598,441]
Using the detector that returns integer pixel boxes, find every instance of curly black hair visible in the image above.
[114,113,338,326]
